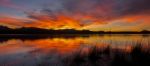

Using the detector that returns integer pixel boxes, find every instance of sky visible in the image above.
[0,0,150,31]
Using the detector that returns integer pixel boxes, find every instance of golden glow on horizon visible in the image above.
[0,14,149,31]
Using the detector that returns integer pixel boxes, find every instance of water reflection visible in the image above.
[0,34,150,66]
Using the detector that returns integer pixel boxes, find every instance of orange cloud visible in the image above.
[82,14,150,31]
[0,12,149,31]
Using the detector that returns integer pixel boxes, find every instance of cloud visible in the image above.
[24,10,83,29]
[0,15,36,28]
[82,14,150,31]
[32,0,150,23]
[24,0,116,29]
[113,0,150,16]
[0,0,27,11]
[60,0,115,20]
[82,22,141,31]
[126,0,150,14]
[0,0,149,31]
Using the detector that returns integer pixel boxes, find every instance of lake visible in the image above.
[0,34,150,66]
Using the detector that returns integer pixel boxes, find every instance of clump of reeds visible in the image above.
[112,45,150,66]
[64,44,150,66]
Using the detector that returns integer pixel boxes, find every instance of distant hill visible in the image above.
[0,26,149,34]
[0,26,11,30]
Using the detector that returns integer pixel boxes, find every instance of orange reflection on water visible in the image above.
[0,35,149,56]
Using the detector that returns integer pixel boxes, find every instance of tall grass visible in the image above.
[63,44,150,66]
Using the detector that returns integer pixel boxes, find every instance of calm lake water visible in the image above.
[0,34,150,66]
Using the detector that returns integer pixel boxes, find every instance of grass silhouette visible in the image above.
[63,44,150,66]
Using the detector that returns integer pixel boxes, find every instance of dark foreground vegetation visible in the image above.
[0,26,150,34]
[61,45,150,66]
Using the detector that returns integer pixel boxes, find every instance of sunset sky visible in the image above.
[0,0,149,31]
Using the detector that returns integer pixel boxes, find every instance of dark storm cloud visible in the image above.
[25,0,150,22]
[25,9,58,22]
[41,9,58,21]
[60,0,115,18]
[114,0,150,16]
[127,0,150,14]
